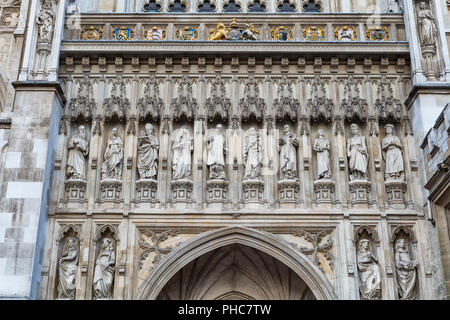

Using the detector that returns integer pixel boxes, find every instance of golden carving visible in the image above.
[209,22,230,41]
[271,26,293,41]
[303,26,324,41]
[176,26,198,40]
[366,26,389,41]
[80,26,103,40]
[113,26,134,41]
[335,26,357,41]
[208,18,259,41]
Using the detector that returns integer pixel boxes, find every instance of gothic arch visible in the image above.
[137,226,337,300]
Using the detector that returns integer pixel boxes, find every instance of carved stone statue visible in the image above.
[357,239,381,300]
[279,124,299,180]
[93,238,116,300]
[313,129,331,180]
[36,0,55,44]
[382,124,404,181]
[66,125,89,180]
[417,1,437,48]
[101,128,124,180]
[57,237,78,300]
[137,123,159,180]
[172,126,193,180]
[347,123,368,181]
[244,127,263,180]
[66,0,80,14]
[206,124,227,180]
[394,239,418,300]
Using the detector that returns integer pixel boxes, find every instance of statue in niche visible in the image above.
[244,127,263,180]
[279,124,299,180]
[347,124,368,181]
[382,124,404,181]
[417,1,437,48]
[357,239,381,300]
[36,0,55,44]
[101,128,124,180]
[313,129,331,180]
[57,237,78,300]
[66,0,80,14]
[394,239,418,300]
[66,125,89,180]
[93,238,116,300]
[172,126,193,180]
[137,123,159,180]
[206,124,227,180]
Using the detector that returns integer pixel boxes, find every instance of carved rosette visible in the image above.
[206,179,229,204]
[171,178,194,203]
[64,179,87,203]
[313,179,336,205]
[242,179,264,205]
[136,179,158,203]
[100,179,122,203]
[277,179,299,205]
[349,180,371,205]
[385,179,407,208]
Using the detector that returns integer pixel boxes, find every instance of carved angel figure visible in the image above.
[172,126,193,180]
[93,238,116,300]
[382,124,404,181]
[101,128,124,180]
[57,237,78,300]
[347,123,368,181]
[279,124,299,180]
[417,1,437,47]
[207,124,227,180]
[357,239,381,300]
[137,123,159,180]
[36,0,55,44]
[314,129,331,180]
[394,239,418,300]
[244,127,263,180]
[66,125,89,180]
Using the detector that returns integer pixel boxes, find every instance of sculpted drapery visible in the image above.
[137,123,159,180]
[382,124,404,181]
[357,239,381,300]
[395,239,418,300]
[101,128,124,180]
[244,127,263,180]
[93,238,116,300]
[417,1,437,47]
[207,124,227,180]
[347,124,368,181]
[66,125,89,180]
[172,126,193,180]
[57,238,78,300]
[279,125,299,180]
[313,129,331,180]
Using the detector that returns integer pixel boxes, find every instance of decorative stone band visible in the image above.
[313,179,336,205]
[348,179,371,206]
[385,179,407,208]
[64,179,87,203]
[136,178,158,204]
[277,178,300,205]
[99,179,123,203]
[206,178,229,204]
[171,178,194,203]
[242,178,264,205]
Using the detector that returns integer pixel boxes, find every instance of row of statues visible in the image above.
[66,123,405,184]
[56,234,418,300]
[357,238,418,300]
[57,237,116,300]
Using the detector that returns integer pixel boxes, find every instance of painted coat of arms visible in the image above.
[113,27,134,41]
[145,26,166,40]
[303,26,325,41]
[366,26,389,41]
[176,26,198,40]
[271,26,293,41]
[208,18,259,41]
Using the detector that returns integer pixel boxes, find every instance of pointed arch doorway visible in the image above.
[138,227,336,300]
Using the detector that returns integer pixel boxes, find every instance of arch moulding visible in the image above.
[137,226,337,300]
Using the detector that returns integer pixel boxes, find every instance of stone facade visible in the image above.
[0,0,449,300]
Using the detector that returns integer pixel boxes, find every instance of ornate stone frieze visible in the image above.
[102,75,131,122]
[70,76,97,121]
[374,76,402,122]
[240,75,265,122]
[274,75,298,122]
[137,76,163,122]
[340,76,368,123]
[307,76,334,122]
[138,230,179,271]
[206,75,231,123]
[171,75,197,121]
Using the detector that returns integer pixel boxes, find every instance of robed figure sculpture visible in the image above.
[382,124,404,181]
[101,128,124,180]
[137,123,159,180]
[66,125,89,180]
[279,124,299,180]
[93,238,116,300]
[347,123,368,181]
[313,129,331,180]
[57,237,79,300]
[244,127,263,180]
[394,239,418,300]
[206,124,227,180]
[357,239,381,300]
[172,126,193,180]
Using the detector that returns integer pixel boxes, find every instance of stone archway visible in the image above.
[137,226,337,300]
